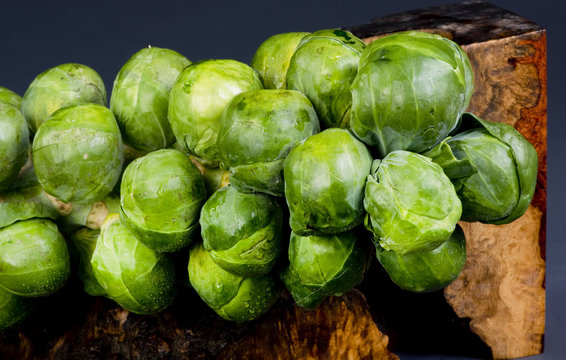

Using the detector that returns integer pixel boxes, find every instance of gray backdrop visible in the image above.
[1,1,563,359]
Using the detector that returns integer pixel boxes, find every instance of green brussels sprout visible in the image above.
[120,149,206,252]
[7,160,36,191]
[169,59,263,166]
[251,32,310,89]
[424,113,538,224]
[0,86,22,109]
[0,102,29,192]
[68,227,106,296]
[364,151,462,255]
[188,243,280,322]
[200,185,283,277]
[0,181,70,229]
[21,63,107,133]
[217,89,320,196]
[350,31,474,157]
[0,219,70,297]
[283,128,372,235]
[58,192,120,233]
[280,230,367,309]
[110,47,191,153]
[182,154,231,196]
[376,225,466,293]
[91,214,176,314]
[32,103,123,204]
[0,287,33,330]
[201,166,230,195]
[286,29,366,128]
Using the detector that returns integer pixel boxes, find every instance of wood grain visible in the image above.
[218,290,398,360]
[445,207,545,359]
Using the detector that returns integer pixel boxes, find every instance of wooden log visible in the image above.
[346,1,547,358]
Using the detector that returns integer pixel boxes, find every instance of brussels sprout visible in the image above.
[350,31,474,157]
[286,29,365,128]
[68,227,106,296]
[169,59,263,166]
[21,63,107,132]
[0,164,74,226]
[284,128,372,235]
[376,224,466,293]
[0,182,69,229]
[201,166,230,195]
[58,192,120,233]
[91,214,176,314]
[188,243,280,322]
[7,160,36,191]
[424,113,538,224]
[110,47,191,153]
[32,103,123,204]
[0,86,22,109]
[251,32,310,89]
[280,230,367,309]
[217,89,320,196]
[0,219,70,297]
[200,185,283,277]
[120,149,206,252]
[183,154,230,196]
[364,151,462,254]
[0,287,33,330]
[0,102,29,192]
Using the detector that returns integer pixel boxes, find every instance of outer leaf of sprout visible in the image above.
[283,128,372,235]
[0,219,70,297]
[91,214,176,314]
[21,63,106,133]
[110,47,191,153]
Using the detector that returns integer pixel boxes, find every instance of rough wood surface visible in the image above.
[348,1,547,359]
[462,29,547,256]
[450,26,547,359]
[345,0,541,46]
[0,287,397,360]
[218,290,398,360]
[445,207,546,359]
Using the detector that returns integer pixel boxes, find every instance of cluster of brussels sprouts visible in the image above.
[0,28,538,329]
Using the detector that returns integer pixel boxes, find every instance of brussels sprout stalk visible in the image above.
[58,192,120,233]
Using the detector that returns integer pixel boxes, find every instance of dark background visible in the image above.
[1,1,563,359]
